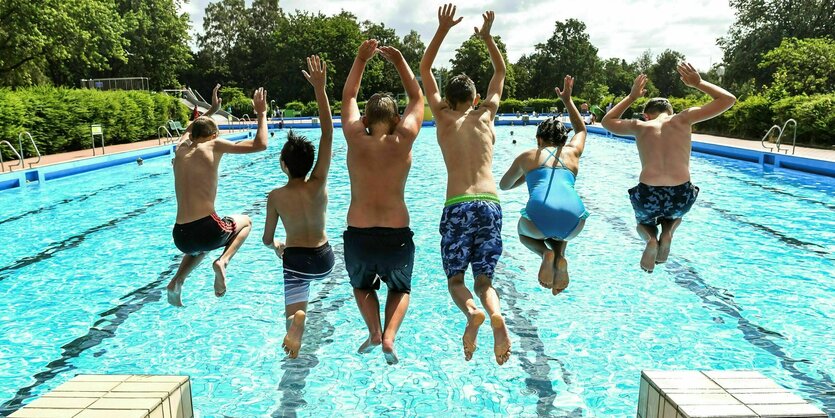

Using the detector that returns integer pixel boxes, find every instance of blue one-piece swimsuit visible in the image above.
[522,147,590,240]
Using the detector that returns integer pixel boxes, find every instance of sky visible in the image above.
[180,0,736,71]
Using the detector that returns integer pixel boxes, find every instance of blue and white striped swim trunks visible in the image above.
[282,243,335,306]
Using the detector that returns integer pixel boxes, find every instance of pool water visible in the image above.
[0,127,833,417]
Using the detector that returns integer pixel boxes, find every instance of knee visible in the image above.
[240,215,252,227]
[473,275,493,296]
[447,274,465,290]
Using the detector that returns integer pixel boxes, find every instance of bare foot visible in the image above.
[166,278,184,307]
[357,334,382,354]
[552,257,569,295]
[382,339,399,365]
[282,311,306,359]
[641,240,658,273]
[656,233,672,264]
[212,259,227,297]
[463,309,486,361]
[538,250,555,289]
[490,314,511,365]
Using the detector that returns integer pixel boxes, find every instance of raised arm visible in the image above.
[214,88,269,154]
[477,11,504,118]
[420,4,462,113]
[556,75,586,155]
[342,39,378,139]
[601,74,644,136]
[379,46,424,139]
[675,62,736,124]
[303,55,333,181]
[204,84,222,117]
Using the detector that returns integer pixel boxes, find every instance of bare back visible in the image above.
[436,108,498,199]
[634,114,692,186]
[173,140,223,224]
[268,181,328,248]
[345,133,412,228]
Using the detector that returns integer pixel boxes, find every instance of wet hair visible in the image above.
[191,117,218,139]
[280,130,315,179]
[536,117,572,146]
[643,98,674,116]
[364,92,399,129]
[444,74,477,107]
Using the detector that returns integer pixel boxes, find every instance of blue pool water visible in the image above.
[0,127,833,417]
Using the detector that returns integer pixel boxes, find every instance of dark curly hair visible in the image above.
[444,74,476,107]
[536,117,572,146]
[280,130,315,179]
[643,97,673,116]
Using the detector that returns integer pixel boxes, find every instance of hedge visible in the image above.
[0,87,189,159]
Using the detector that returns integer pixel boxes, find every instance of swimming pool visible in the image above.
[0,126,833,417]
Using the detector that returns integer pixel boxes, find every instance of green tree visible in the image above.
[450,35,516,99]
[649,49,687,97]
[519,19,600,98]
[759,37,835,97]
[400,30,426,75]
[600,58,635,97]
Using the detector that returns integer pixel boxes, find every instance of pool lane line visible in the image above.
[581,198,835,413]
[0,256,182,415]
[492,260,585,417]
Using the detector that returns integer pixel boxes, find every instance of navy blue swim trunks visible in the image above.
[439,194,503,279]
[343,227,414,294]
[628,182,700,226]
[172,213,236,256]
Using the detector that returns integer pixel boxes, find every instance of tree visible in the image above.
[600,58,635,97]
[450,35,516,99]
[400,30,425,75]
[649,49,687,97]
[719,0,835,88]
[759,37,835,97]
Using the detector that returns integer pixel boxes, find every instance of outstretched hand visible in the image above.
[474,11,495,40]
[438,3,463,30]
[358,39,379,62]
[677,62,701,88]
[302,55,327,88]
[555,75,574,101]
[630,74,648,99]
[252,87,267,115]
[211,84,222,108]
[378,46,404,64]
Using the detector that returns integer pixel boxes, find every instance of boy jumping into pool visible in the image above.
[420,4,511,365]
[342,40,424,365]
[167,85,269,307]
[262,56,334,359]
[602,64,735,272]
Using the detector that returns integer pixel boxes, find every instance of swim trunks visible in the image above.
[343,227,414,293]
[282,243,335,306]
[440,194,503,279]
[628,182,699,225]
[172,213,236,256]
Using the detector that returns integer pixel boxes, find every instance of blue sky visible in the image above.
[180,0,735,70]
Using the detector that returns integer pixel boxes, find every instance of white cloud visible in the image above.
[181,0,735,70]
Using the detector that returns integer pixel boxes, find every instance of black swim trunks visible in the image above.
[343,227,415,294]
[282,243,335,306]
[628,182,700,226]
[172,213,237,256]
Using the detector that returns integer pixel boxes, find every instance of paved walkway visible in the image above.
[2,130,833,173]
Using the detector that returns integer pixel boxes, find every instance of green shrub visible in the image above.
[304,101,318,117]
[524,98,560,113]
[284,101,305,112]
[498,98,524,113]
[771,94,835,147]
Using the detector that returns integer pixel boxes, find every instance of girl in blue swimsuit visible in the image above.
[500,76,588,295]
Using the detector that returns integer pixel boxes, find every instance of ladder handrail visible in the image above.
[158,126,176,145]
[18,131,42,168]
[776,118,797,155]
[760,125,781,151]
[241,114,251,122]
[0,140,23,172]
[91,124,105,155]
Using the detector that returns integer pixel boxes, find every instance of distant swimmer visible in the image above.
[421,4,511,365]
[166,84,269,307]
[602,64,735,272]
[501,76,588,295]
[262,56,335,359]
[136,157,143,166]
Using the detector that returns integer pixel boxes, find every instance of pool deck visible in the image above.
[2,128,834,173]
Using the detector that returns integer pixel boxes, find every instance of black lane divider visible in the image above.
[583,198,835,414]
[271,246,350,418]
[0,257,181,415]
[735,178,835,211]
[0,197,168,280]
[0,172,167,226]
[493,260,583,417]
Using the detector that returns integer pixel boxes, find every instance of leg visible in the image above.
[547,239,570,295]
[656,218,682,264]
[474,275,511,365]
[448,273,486,361]
[167,253,207,307]
[282,301,308,359]
[213,214,252,297]
[636,223,659,273]
[518,217,554,289]
[353,288,383,354]
[381,291,410,365]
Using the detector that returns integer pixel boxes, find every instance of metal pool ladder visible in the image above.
[760,118,797,155]
[19,132,42,168]
[0,140,23,172]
